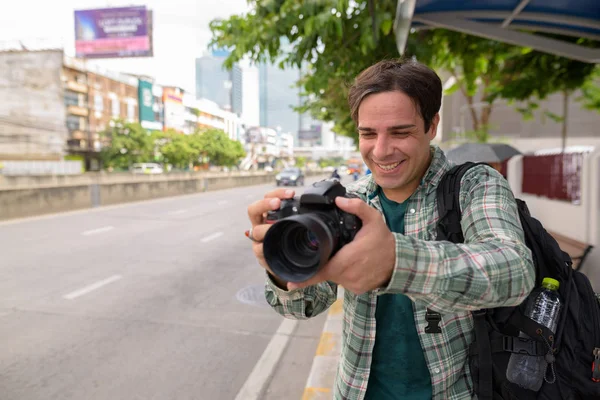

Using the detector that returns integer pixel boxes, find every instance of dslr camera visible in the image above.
[264,179,362,282]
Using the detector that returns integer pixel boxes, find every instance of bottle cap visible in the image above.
[542,277,560,290]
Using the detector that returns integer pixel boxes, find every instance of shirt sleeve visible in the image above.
[265,273,338,319]
[380,165,535,313]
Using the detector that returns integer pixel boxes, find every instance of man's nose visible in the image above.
[373,135,392,159]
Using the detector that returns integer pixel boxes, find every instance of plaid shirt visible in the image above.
[265,146,535,400]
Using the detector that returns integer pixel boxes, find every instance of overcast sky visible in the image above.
[0,0,251,92]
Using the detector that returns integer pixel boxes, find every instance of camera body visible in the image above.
[264,179,362,282]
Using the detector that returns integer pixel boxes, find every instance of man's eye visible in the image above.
[391,131,410,136]
[359,132,375,138]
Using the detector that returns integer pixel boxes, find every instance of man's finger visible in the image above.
[247,189,296,227]
[264,188,295,199]
[250,224,271,242]
[247,198,281,226]
[335,197,379,222]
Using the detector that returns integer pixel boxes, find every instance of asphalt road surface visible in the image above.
[0,174,343,400]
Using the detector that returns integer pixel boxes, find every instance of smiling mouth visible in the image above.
[375,160,404,171]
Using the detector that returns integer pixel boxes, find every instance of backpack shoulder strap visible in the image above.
[436,162,488,243]
[435,161,494,400]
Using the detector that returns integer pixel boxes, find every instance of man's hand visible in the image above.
[287,197,396,295]
[247,188,295,287]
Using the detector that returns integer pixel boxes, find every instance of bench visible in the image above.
[548,231,594,271]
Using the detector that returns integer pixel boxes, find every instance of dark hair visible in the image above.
[348,58,442,133]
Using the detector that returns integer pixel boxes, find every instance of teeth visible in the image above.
[377,161,401,171]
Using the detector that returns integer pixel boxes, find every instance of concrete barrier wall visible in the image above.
[0,170,275,189]
[0,171,326,221]
[0,185,92,220]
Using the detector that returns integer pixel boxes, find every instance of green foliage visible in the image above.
[100,122,245,170]
[100,120,155,170]
[579,66,600,112]
[194,128,246,167]
[318,156,345,168]
[295,156,307,168]
[156,129,198,169]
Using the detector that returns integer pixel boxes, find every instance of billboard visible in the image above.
[138,79,154,123]
[162,87,186,132]
[298,124,322,141]
[74,6,153,59]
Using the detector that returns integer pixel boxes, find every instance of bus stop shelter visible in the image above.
[394,0,600,63]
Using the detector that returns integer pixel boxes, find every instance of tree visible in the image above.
[100,120,154,170]
[579,65,600,112]
[210,1,598,143]
[295,156,307,168]
[210,0,401,141]
[157,130,198,169]
[195,128,246,167]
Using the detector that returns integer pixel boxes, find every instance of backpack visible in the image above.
[434,162,600,400]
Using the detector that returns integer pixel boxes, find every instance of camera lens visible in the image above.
[306,230,319,251]
[263,214,336,282]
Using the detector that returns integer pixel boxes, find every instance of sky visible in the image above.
[0,0,251,93]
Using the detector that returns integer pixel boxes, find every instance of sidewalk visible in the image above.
[301,290,344,400]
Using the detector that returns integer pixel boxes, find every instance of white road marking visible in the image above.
[245,194,254,199]
[63,275,123,300]
[168,209,188,215]
[81,226,114,236]
[234,318,298,400]
[201,232,224,243]
[217,200,230,205]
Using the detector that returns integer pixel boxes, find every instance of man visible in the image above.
[246,59,535,399]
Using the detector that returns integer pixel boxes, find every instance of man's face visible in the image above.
[358,91,439,202]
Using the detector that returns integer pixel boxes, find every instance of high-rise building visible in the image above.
[258,62,301,139]
[195,50,242,116]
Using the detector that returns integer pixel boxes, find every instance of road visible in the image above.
[0,174,338,400]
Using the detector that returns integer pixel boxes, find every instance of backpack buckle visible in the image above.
[503,336,541,356]
[425,309,442,334]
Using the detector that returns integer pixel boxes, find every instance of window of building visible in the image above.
[127,101,135,121]
[94,94,104,111]
[66,115,81,131]
[112,98,120,117]
[64,91,79,107]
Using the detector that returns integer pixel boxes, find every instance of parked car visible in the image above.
[276,167,304,186]
[131,163,164,175]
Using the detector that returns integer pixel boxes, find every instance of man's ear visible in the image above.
[428,114,440,140]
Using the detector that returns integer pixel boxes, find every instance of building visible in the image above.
[0,49,145,170]
[258,62,301,139]
[0,49,68,161]
[85,62,140,169]
[194,98,244,142]
[278,132,294,160]
[195,50,242,116]
[174,90,245,141]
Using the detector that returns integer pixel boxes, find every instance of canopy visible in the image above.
[395,0,600,63]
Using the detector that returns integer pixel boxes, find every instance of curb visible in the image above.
[301,290,344,400]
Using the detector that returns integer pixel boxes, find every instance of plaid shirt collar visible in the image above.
[352,145,452,199]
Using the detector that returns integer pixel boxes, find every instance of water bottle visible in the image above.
[506,277,562,391]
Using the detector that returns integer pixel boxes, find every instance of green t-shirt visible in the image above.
[364,189,432,400]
